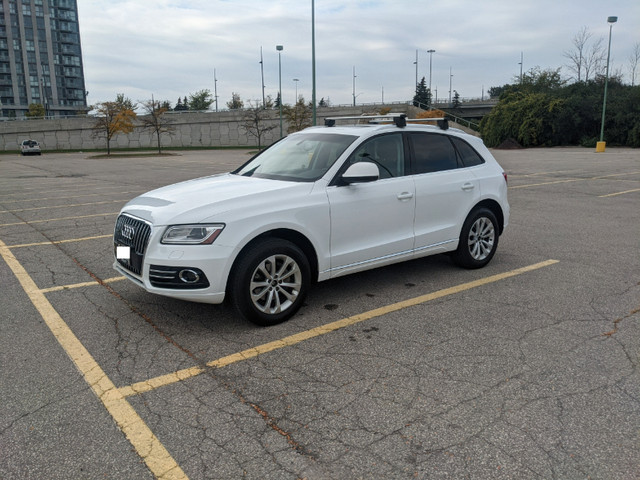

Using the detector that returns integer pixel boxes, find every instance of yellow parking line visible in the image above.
[40,276,126,293]
[0,239,188,480]
[509,179,582,189]
[0,183,102,196]
[592,170,640,179]
[510,171,640,191]
[599,188,640,198]
[0,199,124,214]
[7,234,112,249]
[119,259,559,398]
[0,190,139,205]
[0,212,119,227]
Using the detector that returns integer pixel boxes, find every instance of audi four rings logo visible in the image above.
[122,224,135,240]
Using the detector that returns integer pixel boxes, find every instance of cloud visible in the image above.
[79,0,640,107]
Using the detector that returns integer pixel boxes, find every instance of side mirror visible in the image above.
[341,162,379,184]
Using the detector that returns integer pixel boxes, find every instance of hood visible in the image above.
[121,173,314,225]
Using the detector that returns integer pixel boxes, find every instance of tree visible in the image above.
[25,103,45,119]
[318,97,331,107]
[628,42,640,86]
[583,37,605,82]
[139,98,175,153]
[92,100,136,155]
[241,100,277,149]
[115,93,136,112]
[226,92,244,110]
[263,95,275,109]
[564,26,592,82]
[174,97,188,111]
[412,76,430,108]
[488,85,507,98]
[452,90,461,108]
[274,92,281,109]
[283,96,312,133]
[188,89,214,111]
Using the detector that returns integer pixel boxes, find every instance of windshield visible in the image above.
[233,132,357,182]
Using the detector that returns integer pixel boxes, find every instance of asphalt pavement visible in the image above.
[1,146,639,479]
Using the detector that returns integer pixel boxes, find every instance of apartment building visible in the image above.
[0,0,87,118]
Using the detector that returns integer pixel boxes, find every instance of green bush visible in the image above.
[481,73,639,148]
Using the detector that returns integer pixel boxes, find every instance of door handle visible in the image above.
[461,183,475,191]
[397,192,414,200]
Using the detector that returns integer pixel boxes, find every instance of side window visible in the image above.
[409,133,459,174]
[451,137,485,167]
[348,133,405,179]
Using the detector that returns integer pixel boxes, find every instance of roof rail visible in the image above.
[405,117,449,130]
[324,113,449,130]
[324,113,407,128]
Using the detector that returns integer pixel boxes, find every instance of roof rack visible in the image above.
[324,113,449,130]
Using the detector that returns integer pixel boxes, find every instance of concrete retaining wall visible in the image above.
[0,104,419,152]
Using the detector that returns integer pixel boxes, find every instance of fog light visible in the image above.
[178,269,200,284]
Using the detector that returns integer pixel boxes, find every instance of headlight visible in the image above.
[161,224,225,245]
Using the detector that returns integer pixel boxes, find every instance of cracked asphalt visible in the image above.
[0,147,638,479]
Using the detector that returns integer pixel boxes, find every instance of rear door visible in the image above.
[409,132,481,253]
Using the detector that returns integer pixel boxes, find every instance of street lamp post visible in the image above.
[277,45,283,138]
[260,47,266,107]
[213,68,218,112]
[427,49,435,104]
[293,78,299,103]
[413,49,418,92]
[519,51,523,84]
[352,66,357,107]
[448,67,453,106]
[311,0,316,125]
[597,16,618,153]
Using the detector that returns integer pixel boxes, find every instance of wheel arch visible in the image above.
[226,228,319,293]
[472,199,505,235]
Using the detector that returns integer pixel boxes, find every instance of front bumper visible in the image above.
[113,235,235,304]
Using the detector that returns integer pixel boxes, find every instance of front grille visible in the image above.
[114,214,152,276]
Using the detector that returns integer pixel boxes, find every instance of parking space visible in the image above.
[1,147,639,479]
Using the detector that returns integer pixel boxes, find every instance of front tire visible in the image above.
[229,238,310,326]
[452,208,499,269]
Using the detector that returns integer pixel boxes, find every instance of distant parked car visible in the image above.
[20,139,41,155]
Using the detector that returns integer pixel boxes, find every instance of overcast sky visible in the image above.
[78,0,639,109]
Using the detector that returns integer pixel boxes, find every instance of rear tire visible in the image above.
[229,238,310,326]
[452,208,499,269]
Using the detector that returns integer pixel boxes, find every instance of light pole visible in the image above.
[413,49,418,92]
[427,49,435,104]
[213,68,218,112]
[597,16,618,152]
[519,51,523,84]
[311,0,316,125]
[277,45,283,138]
[448,67,453,106]
[293,78,299,103]
[352,66,357,107]
[260,46,266,107]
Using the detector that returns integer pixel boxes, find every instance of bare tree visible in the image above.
[139,98,175,153]
[628,42,640,86]
[564,26,592,82]
[241,100,277,149]
[564,27,606,82]
[583,37,606,82]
